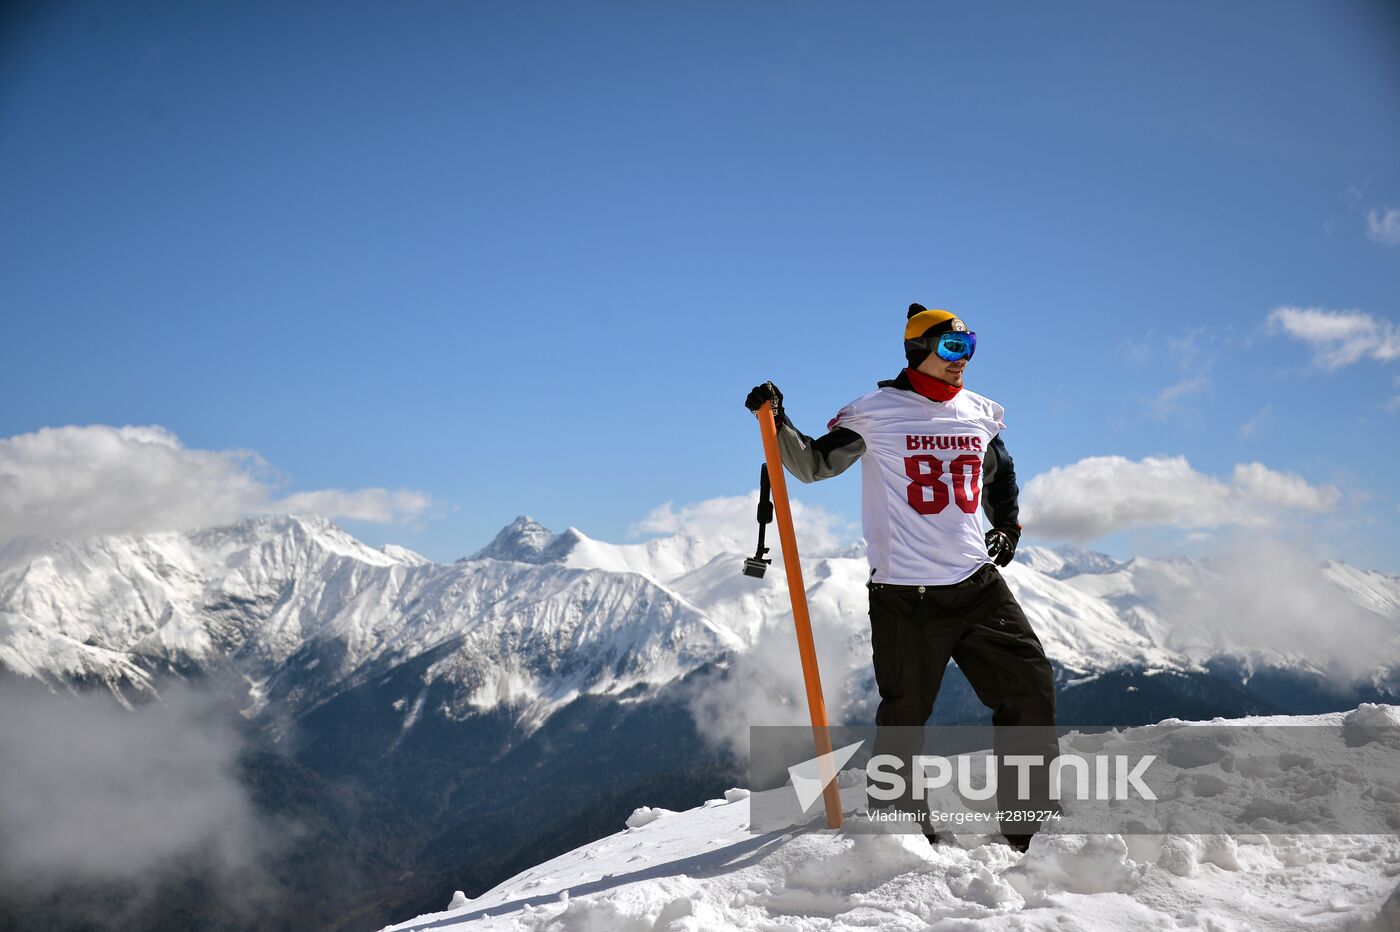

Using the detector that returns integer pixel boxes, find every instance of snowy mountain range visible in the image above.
[3,513,1397,730]
[0,515,740,729]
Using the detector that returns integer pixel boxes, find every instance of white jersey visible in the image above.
[828,386,1006,585]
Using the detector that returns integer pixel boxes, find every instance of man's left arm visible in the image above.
[982,435,1021,566]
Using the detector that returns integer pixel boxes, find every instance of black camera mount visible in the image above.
[743,463,774,578]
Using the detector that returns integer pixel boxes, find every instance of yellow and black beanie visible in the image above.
[904,303,968,366]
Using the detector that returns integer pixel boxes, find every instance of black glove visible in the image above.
[745,382,784,423]
[985,527,1020,567]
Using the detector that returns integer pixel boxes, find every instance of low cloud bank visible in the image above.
[0,424,433,546]
[1020,455,1339,543]
[1152,535,1396,685]
[686,604,868,767]
[0,684,273,895]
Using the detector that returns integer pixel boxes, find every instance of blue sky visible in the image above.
[2,0,1398,569]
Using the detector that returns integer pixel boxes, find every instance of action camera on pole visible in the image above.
[743,464,774,578]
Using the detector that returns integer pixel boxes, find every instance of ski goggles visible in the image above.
[907,330,977,362]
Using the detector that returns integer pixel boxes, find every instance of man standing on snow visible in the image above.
[745,304,1057,852]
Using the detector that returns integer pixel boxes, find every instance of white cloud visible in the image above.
[274,488,433,524]
[1151,376,1209,417]
[1239,404,1272,437]
[1165,328,1210,369]
[629,492,853,557]
[0,426,265,544]
[1230,461,1337,512]
[1322,185,1364,236]
[1129,326,1217,418]
[1020,455,1340,543]
[1267,306,1400,369]
[1116,337,1152,364]
[1155,535,1395,682]
[0,685,273,898]
[1366,206,1400,246]
[686,602,865,766]
[0,424,434,546]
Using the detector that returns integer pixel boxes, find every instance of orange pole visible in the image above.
[756,400,843,829]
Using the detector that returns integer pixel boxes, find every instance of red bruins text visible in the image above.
[905,434,983,452]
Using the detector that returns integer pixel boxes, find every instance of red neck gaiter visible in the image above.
[905,366,962,402]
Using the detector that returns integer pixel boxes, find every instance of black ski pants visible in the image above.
[866,562,1059,837]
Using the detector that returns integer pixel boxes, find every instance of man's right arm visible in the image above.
[775,412,866,483]
[746,382,865,483]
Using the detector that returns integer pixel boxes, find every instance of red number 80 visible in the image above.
[904,453,982,515]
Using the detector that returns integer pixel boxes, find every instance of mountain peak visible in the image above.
[467,516,560,564]
[1019,545,1125,579]
[380,544,432,566]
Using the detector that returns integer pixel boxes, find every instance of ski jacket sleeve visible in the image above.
[775,411,866,484]
[981,434,1021,535]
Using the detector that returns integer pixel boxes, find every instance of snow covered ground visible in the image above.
[381,707,1400,932]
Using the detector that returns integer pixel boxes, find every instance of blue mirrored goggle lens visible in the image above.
[934,331,976,361]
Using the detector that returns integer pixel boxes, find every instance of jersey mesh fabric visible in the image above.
[830,386,1007,585]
